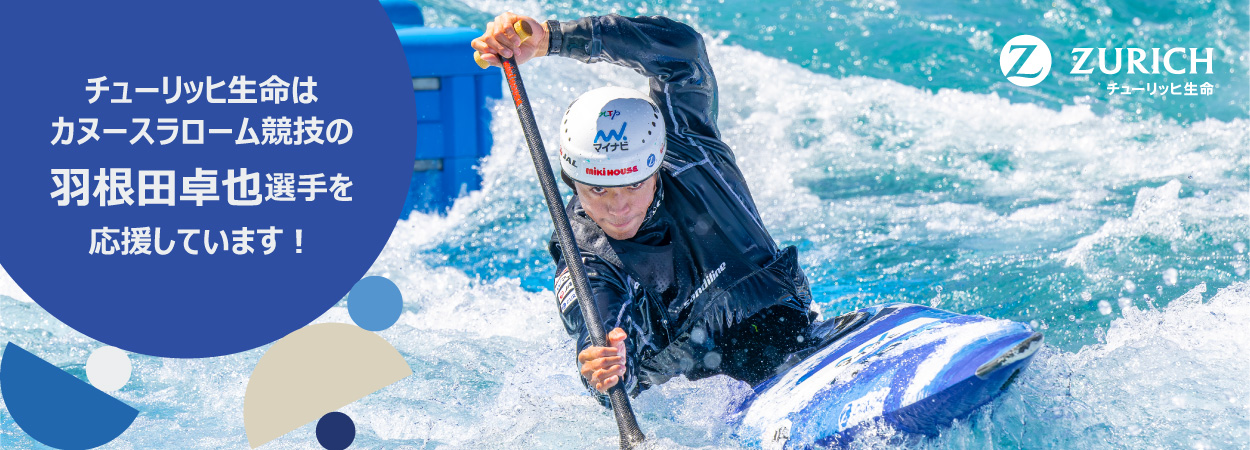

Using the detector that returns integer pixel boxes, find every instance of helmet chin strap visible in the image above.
[642,172,664,224]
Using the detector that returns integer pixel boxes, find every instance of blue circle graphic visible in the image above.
[315,411,356,450]
[0,0,417,357]
[347,276,403,332]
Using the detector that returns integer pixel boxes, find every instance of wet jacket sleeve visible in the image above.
[551,248,645,407]
[555,15,729,163]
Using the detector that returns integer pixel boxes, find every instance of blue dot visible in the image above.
[315,412,355,450]
[347,276,403,331]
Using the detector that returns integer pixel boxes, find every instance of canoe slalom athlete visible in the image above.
[473,12,831,405]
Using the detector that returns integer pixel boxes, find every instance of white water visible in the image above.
[2,29,1248,449]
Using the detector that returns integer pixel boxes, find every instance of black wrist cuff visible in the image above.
[546,19,563,56]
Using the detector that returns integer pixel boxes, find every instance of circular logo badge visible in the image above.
[646,153,656,168]
[1000,35,1052,87]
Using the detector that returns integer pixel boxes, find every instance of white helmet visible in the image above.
[558,86,665,187]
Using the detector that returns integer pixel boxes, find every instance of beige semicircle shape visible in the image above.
[244,322,412,448]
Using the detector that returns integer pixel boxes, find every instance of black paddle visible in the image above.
[474,20,647,450]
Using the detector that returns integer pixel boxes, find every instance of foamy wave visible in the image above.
[909,282,1250,449]
[702,40,1247,252]
[1058,179,1187,268]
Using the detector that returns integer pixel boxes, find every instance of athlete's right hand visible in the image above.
[578,327,628,393]
[470,12,549,68]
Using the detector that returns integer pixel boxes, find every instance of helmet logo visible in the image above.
[593,123,629,153]
[646,154,656,167]
[594,123,628,143]
[585,166,639,177]
[599,110,620,119]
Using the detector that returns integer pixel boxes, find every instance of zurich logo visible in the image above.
[1000,35,1051,87]
[646,154,656,167]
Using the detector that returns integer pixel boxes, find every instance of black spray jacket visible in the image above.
[548,15,815,404]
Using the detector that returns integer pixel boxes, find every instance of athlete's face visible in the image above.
[574,173,658,240]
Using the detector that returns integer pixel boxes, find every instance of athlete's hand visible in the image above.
[470,12,549,68]
[578,327,628,393]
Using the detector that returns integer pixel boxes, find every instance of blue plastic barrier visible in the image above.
[382,1,502,218]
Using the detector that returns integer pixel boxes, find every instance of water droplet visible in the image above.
[1235,242,1246,253]
[1118,297,1133,311]
[1098,300,1112,315]
[1132,17,1142,26]
[690,326,707,344]
[1163,268,1179,286]
[1124,280,1137,293]
[703,352,722,369]
[1081,291,1093,301]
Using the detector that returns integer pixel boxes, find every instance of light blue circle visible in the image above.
[347,276,403,331]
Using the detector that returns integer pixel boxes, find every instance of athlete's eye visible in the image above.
[628,182,644,190]
[590,187,606,194]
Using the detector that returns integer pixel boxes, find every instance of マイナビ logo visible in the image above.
[594,123,628,143]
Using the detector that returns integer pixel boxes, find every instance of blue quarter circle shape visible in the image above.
[0,343,139,450]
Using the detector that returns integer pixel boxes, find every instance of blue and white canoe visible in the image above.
[732,303,1043,449]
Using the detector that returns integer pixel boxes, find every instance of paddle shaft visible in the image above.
[494,53,647,449]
